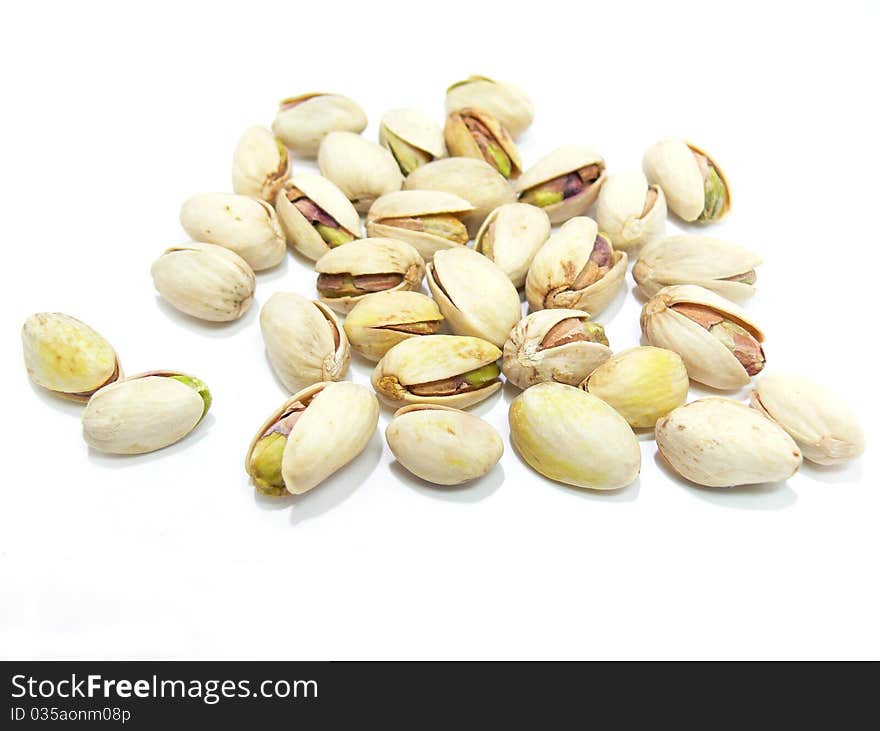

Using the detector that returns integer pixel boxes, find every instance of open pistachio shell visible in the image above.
[272,93,367,158]
[444,108,522,179]
[474,203,551,288]
[379,108,447,175]
[231,125,290,202]
[343,291,443,362]
[445,75,534,138]
[595,170,666,251]
[317,131,403,212]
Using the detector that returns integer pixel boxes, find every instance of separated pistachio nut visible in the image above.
[502,309,610,390]
[640,284,764,390]
[22,313,122,402]
[445,75,534,138]
[379,108,446,175]
[272,93,367,158]
[315,237,425,314]
[275,174,363,262]
[231,125,290,202]
[372,334,502,409]
[344,291,443,362]
[633,235,761,302]
[509,382,640,490]
[246,382,379,496]
[581,347,688,428]
[179,192,286,271]
[260,292,350,393]
[403,157,516,237]
[525,217,627,317]
[444,108,521,179]
[427,247,521,348]
[515,146,606,224]
[643,139,730,222]
[595,170,666,251]
[366,190,472,262]
[317,131,403,213]
[82,371,211,455]
[656,398,802,487]
[474,203,551,288]
[386,405,503,485]
[750,373,865,465]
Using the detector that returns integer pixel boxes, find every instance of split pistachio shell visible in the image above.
[179,192,286,271]
[514,146,606,224]
[502,309,611,390]
[275,174,363,262]
[633,235,761,302]
[231,125,290,202]
[272,93,367,158]
[640,284,765,390]
[366,190,473,262]
[246,382,379,495]
[379,108,446,175]
[343,291,443,362]
[474,203,551,288]
[656,398,802,487]
[260,292,350,393]
[427,247,521,347]
[82,372,211,455]
[386,405,503,485]
[595,170,666,251]
[315,237,425,314]
[444,108,522,179]
[525,217,627,317]
[317,131,403,213]
[445,75,534,138]
[750,373,865,465]
[151,242,255,322]
[22,313,122,401]
[372,334,502,409]
[582,347,688,428]
[403,157,516,237]
[509,382,641,490]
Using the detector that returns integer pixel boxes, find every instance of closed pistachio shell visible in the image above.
[474,203,551,288]
[750,373,865,465]
[231,125,290,202]
[344,291,443,362]
[379,108,447,175]
[444,108,522,179]
[509,382,641,490]
[317,131,403,212]
[595,170,666,251]
[656,398,802,487]
[386,404,503,485]
[151,242,255,322]
[272,93,367,158]
[515,146,606,224]
[445,75,534,138]
[179,192,286,271]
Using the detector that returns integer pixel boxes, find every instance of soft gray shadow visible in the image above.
[593,280,628,325]
[254,255,290,283]
[630,282,649,305]
[86,413,216,467]
[154,296,258,337]
[390,461,504,503]
[288,246,320,271]
[799,459,864,485]
[634,427,657,442]
[501,379,523,404]
[466,387,503,417]
[27,380,87,417]
[252,489,295,511]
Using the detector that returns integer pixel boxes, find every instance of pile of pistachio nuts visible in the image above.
[22,76,865,494]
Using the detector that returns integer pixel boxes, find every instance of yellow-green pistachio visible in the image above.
[379,108,447,175]
[444,108,521,179]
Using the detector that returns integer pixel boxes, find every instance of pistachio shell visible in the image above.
[595,170,666,251]
[444,108,522,178]
[317,131,403,212]
[445,76,534,138]
[379,108,447,173]
[656,398,802,487]
[509,382,641,490]
[231,125,290,201]
[272,93,367,158]
[344,291,443,362]
[474,203,551,287]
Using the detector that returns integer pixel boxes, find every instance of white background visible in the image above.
[2,1,878,660]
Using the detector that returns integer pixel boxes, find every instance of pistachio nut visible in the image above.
[231,125,290,202]
[379,107,447,175]
[403,157,516,237]
[386,404,503,485]
[595,170,666,251]
[366,190,472,262]
[275,174,363,262]
[656,398,802,487]
[179,192,286,271]
[633,235,761,302]
[343,291,443,362]
[444,108,521,179]
[509,382,641,490]
[750,373,865,465]
[581,347,688,428]
[502,309,610,390]
[22,313,123,402]
[82,371,211,455]
[640,284,765,390]
[315,237,425,314]
[445,75,534,138]
[260,292,350,393]
[372,334,502,409]
[245,382,379,496]
[317,131,403,213]
[272,93,367,158]
[525,217,627,317]
[474,203,551,288]
[426,247,521,347]
[514,146,606,224]
[642,139,730,222]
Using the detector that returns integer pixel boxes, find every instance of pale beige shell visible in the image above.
[444,108,522,177]
[272,93,367,158]
[445,76,534,138]
[474,203,551,288]
[656,398,802,487]
[595,170,666,251]
[343,291,443,362]
[231,125,290,202]
[379,108,447,160]
[317,131,403,212]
